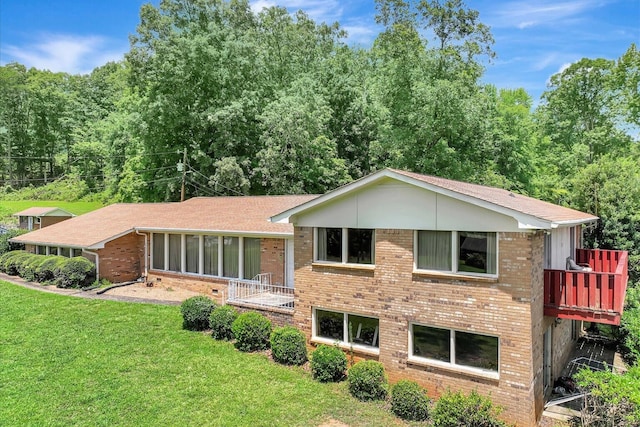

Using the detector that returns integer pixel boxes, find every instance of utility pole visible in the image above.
[180,147,187,202]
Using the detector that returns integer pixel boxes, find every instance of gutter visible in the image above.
[135,229,149,279]
[82,249,100,280]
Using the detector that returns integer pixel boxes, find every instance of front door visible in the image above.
[543,326,552,392]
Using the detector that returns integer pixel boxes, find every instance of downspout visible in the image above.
[135,229,149,280]
[83,249,100,280]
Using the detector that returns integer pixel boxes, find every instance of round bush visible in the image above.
[180,296,216,331]
[310,344,347,382]
[2,251,31,275]
[270,326,308,365]
[431,390,507,427]
[347,360,388,401]
[231,312,272,352]
[35,256,67,284]
[20,254,48,282]
[391,380,430,421]
[54,257,96,288]
[209,305,238,340]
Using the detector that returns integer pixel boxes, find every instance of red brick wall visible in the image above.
[260,238,285,285]
[40,216,71,228]
[293,226,548,427]
[146,271,229,304]
[96,232,145,283]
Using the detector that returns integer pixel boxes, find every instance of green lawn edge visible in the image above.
[0,281,406,427]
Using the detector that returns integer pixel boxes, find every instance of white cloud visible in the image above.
[250,0,343,24]
[1,34,127,74]
[488,0,609,29]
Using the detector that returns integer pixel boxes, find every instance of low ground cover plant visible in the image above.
[270,326,307,365]
[347,360,388,401]
[231,312,272,352]
[310,344,347,382]
[180,295,216,331]
[390,379,430,421]
[209,305,238,340]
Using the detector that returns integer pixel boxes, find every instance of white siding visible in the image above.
[295,181,521,232]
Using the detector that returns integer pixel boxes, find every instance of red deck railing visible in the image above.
[544,249,628,326]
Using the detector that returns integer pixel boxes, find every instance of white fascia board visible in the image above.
[134,227,292,239]
[8,237,86,250]
[551,218,599,228]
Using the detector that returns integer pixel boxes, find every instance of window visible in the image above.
[72,248,82,257]
[203,235,219,276]
[316,228,374,265]
[37,246,46,255]
[416,231,497,275]
[410,324,499,374]
[314,308,379,349]
[168,234,181,272]
[186,235,199,274]
[243,237,261,280]
[49,247,58,256]
[223,237,239,278]
[60,247,70,257]
[152,233,164,270]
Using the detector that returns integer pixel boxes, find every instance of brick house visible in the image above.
[271,169,628,427]
[13,207,74,231]
[10,169,628,426]
[11,196,316,297]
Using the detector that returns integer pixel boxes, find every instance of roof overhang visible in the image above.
[271,169,590,230]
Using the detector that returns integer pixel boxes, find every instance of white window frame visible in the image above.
[313,227,375,266]
[149,232,261,280]
[311,307,380,354]
[408,323,500,380]
[414,230,498,277]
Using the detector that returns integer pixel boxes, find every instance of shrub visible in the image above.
[431,389,508,427]
[180,296,216,331]
[54,257,96,288]
[2,250,31,275]
[19,254,48,281]
[347,360,388,401]
[574,365,640,426]
[0,250,20,272]
[621,285,640,364]
[270,326,308,365]
[35,256,67,283]
[310,344,347,382]
[231,312,272,352]
[209,305,238,340]
[0,229,27,255]
[390,380,430,421]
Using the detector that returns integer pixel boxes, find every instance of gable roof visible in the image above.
[271,169,598,229]
[13,207,75,217]
[11,195,318,249]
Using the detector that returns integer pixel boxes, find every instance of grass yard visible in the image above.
[0,281,403,427]
[0,200,103,224]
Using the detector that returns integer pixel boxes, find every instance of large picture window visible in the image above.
[314,308,379,349]
[416,231,497,275]
[410,324,499,375]
[150,233,263,279]
[316,228,374,265]
[186,235,199,274]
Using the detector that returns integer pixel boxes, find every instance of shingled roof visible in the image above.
[11,195,317,249]
[12,207,74,217]
[271,168,598,228]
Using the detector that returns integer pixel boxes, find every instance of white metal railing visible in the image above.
[227,273,294,310]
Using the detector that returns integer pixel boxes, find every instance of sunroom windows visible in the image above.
[416,231,497,275]
[313,308,379,349]
[315,228,375,265]
[410,324,499,377]
[151,233,261,279]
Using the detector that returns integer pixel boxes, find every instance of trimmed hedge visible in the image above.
[0,251,95,288]
[347,360,388,401]
[180,296,216,331]
[431,389,508,427]
[209,305,238,340]
[390,380,430,421]
[310,344,347,382]
[231,312,272,352]
[270,326,308,365]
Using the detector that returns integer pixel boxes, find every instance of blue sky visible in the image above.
[1,0,638,101]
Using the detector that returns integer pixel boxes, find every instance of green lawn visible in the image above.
[0,281,404,427]
[0,200,103,224]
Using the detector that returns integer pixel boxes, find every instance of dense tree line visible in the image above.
[0,0,638,281]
